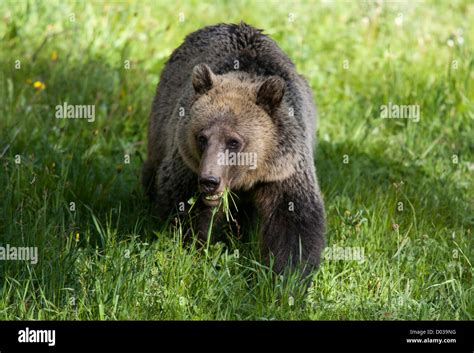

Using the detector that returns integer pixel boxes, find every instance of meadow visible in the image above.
[0,0,472,320]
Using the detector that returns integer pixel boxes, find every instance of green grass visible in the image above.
[0,0,472,320]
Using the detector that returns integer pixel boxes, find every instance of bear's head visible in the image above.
[178,63,286,207]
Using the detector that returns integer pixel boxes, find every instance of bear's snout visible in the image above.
[198,175,221,194]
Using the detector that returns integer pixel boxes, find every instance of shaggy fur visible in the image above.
[143,22,325,274]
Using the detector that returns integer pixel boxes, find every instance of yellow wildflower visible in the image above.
[33,81,46,90]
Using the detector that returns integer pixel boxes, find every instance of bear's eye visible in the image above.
[197,135,207,147]
[227,139,240,150]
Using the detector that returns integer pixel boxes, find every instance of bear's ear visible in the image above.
[256,76,285,115]
[192,63,215,94]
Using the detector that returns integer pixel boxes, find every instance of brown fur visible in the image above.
[143,23,325,275]
[179,69,281,190]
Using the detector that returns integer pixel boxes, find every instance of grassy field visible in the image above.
[0,0,472,320]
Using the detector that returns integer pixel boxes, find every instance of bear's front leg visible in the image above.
[254,172,325,275]
[193,202,225,244]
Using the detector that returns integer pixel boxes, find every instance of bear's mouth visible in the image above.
[202,191,223,207]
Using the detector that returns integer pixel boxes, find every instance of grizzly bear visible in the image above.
[142,22,325,274]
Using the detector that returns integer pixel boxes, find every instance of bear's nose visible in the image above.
[199,175,221,193]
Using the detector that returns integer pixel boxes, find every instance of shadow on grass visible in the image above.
[316,140,469,234]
